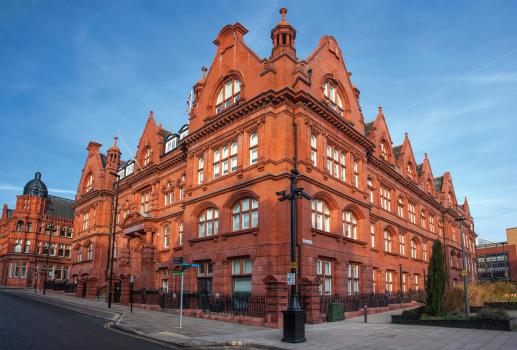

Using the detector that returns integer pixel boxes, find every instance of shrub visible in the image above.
[402,306,424,318]
[475,308,510,321]
[444,286,464,313]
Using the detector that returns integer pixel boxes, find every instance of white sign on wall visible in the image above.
[287,273,296,285]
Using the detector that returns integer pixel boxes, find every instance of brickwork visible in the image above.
[69,8,476,306]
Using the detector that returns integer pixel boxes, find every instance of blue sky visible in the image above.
[1,1,516,241]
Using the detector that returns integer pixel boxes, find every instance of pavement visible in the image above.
[2,288,517,350]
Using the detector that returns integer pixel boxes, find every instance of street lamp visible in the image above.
[277,164,311,342]
[107,172,120,308]
[455,216,469,317]
[42,204,55,295]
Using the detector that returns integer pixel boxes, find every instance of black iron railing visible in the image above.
[131,289,162,305]
[318,290,425,313]
[44,280,76,293]
[159,291,266,318]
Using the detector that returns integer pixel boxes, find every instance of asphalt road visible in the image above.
[0,290,168,350]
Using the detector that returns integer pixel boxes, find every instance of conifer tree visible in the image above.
[425,240,447,316]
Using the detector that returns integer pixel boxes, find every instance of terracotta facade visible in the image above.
[70,9,476,300]
[0,172,74,289]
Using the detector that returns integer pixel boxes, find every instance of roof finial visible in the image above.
[378,106,383,112]
[149,110,154,119]
[404,132,408,139]
[280,7,287,23]
[201,66,207,80]
[113,136,118,148]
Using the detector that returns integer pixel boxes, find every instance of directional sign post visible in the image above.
[172,262,199,328]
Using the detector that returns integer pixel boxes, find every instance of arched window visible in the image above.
[143,147,152,166]
[216,79,241,113]
[397,197,404,217]
[77,248,82,262]
[410,240,417,259]
[197,157,204,184]
[323,81,344,116]
[199,208,218,237]
[343,211,357,239]
[87,244,93,260]
[407,163,413,179]
[422,242,427,261]
[367,178,373,203]
[85,174,94,193]
[27,223,33,232]
[164,225,170,248]
[384,230,392,252]
[16,221,24,231]
[179,222,184,246]
[311,200,330,232]
[232,198,258,231]
[420,210,426,228]
[249,133,258,164]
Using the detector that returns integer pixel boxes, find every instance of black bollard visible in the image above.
[364,305,368,323]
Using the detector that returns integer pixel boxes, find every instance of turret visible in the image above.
[107,137,121,170]
[271,8,296,58]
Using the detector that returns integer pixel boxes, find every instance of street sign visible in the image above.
[172,271,183,276]
[287,273,296,285]
[290,262,297,269]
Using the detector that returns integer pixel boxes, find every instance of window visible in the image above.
[326,145,346,180]
[85,174,94,193]
[143,147,152,166]
[407,163,413,179]
[87,244,93,260]
[410,240,417,259]
[162,279,169,293]
[420,210,426,228]
[372,268,378,293]
[310,134,317,166]
[179,187,184,200]
[179,222,184,246]
[317,259,332,295]
[126,162,134,175]
[24,240,31,253]
[367,178,373,203]
[27,223,32,232]
[82,212,89,230]
[164,225,170,248]
[385,271,393,292]
[77,248,82,262]
[397,197,404,217]
[231,258,252,294]
[213,142,238,178]
[402,273,408,292]
[429,216,435,233]
[399,235,405,255]
[414,274,420,291]
[141,191,150,213]
[249,133,258,165]
[165,137,177,153]
[384,230,392,252]
[422,242,428,261]
[232,198,258,231]
[323,81,344,116]
[343,211,357,239]
[50,243,56,256]
[16,221,24,231]
[216,79,241,113]
[370,223,375,248]
[311,200,330,232]
[197,157,204,184]
[199,208,218,237]
[408,202,416,224]
[380,186,391,211]
[13,263,20,278]
[58,244,65,257]
[353,160,359,188]
[14,239,22,253]
[197,261,213,277]
[347,264,360,294]
[21,263,27,278]
[380,142,387,160]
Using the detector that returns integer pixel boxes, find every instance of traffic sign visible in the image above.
[287,273,296,285]
[290,262,297,269]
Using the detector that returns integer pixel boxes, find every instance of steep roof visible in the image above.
[48,195,74,220]
[364,121,374,137]
[434,176,444,193]
[392,145,402,160]
[100,154,107,168]
[416,163,423,176]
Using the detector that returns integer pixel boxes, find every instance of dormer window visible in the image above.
[380,143,387,160]
[323,81,344,116]
[143,147,152,166]
[126,162,134,175]
[165,138,177,153]
[407,163,413,179]
[216,79,241,114]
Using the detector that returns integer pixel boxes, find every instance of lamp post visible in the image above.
[107,172,120,308]
[456,216,469,317]
[43,204,55,295]
[277,121,311,344]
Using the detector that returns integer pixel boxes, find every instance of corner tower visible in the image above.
[271,8,296,58]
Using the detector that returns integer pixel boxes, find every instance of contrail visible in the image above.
[392,48,517,118]
[118,134,143,171]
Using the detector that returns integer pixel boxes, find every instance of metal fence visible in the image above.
[44,280,76,293]
[318,290,425,313]
[131,289,162,306]
[156,291,266,318]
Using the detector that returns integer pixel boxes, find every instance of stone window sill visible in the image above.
[312,229,341,241]
[221,227,259,239]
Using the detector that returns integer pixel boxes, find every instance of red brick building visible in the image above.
[70,9,476,304]
[0,172,74,289]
